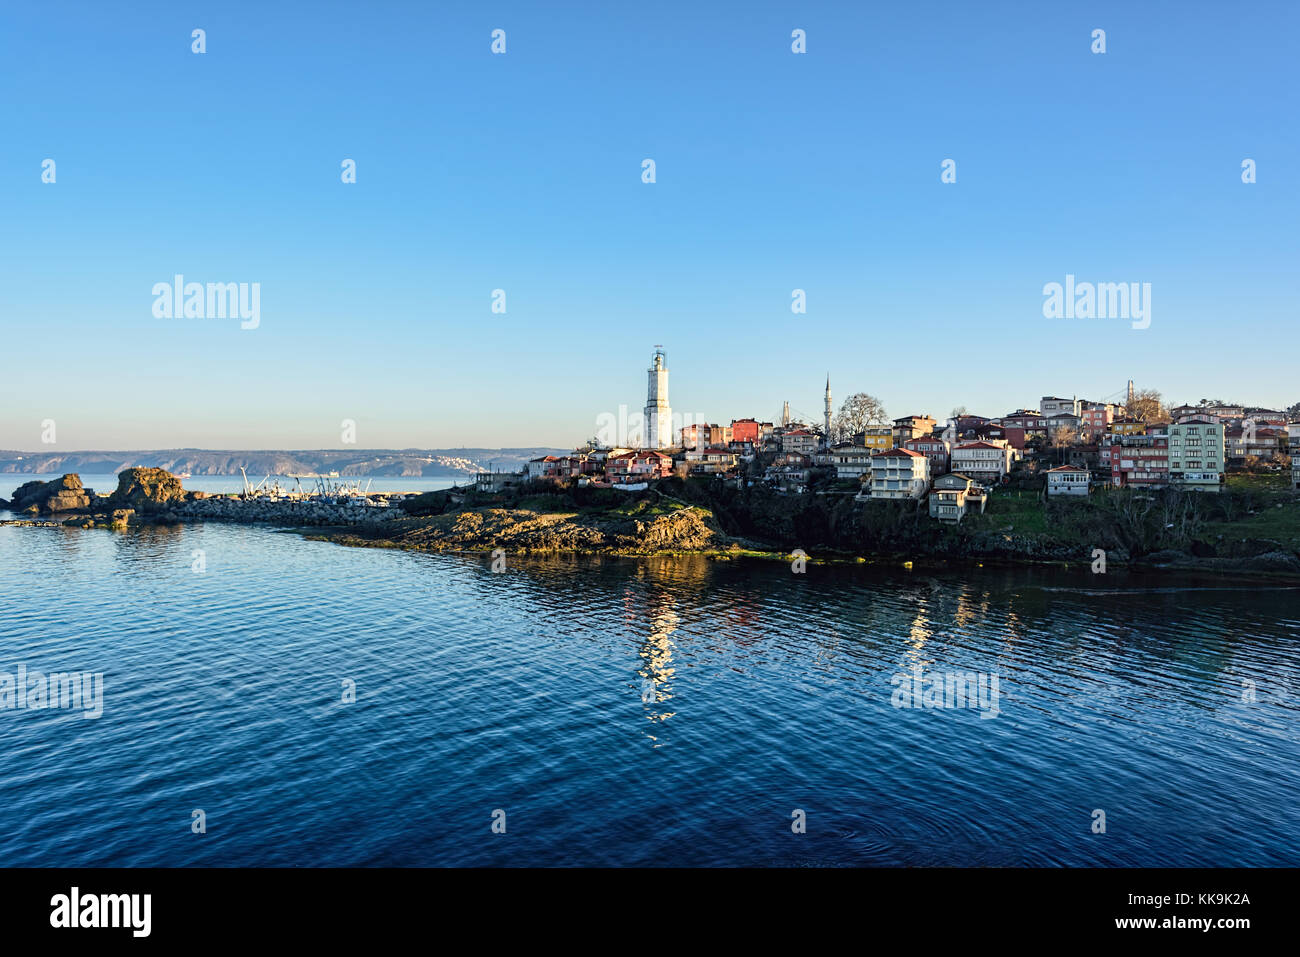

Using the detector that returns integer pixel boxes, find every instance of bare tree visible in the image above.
[950,405,968,419]
[1050,426,1075,463]
[834,393,888,442]
[1128,388,1170,424]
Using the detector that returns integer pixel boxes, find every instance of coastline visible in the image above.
[286,519,1300,582]
[6,466,1300,582]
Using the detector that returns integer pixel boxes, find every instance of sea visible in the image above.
[2,491,1299,866]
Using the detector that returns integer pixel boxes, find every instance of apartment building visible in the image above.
[928,473,987,523]
[779,429,819,456]
[1110,417,1147,436]
[1110,430,1169,488]
[970,423,1026,449]
[1081,403,1115,439]
[868,447,931,500]
[680,423,733,449]
[998,410,1045,434]
[526,456,565,480]
[950,441,1014,485]
[819,443,874,480]
[902,435,949,476]
[1226,426,1288,465]
[855,425,895,452]
[1042,412,1083,438]
[1167,417,1224,492]
[1041,396,1082,418]
[892,414,938,444]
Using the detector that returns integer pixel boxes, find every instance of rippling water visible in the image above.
[2,518,1298,866]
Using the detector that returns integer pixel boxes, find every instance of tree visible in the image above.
[950,406,968,419]
[1127,388,1170,424]
[834,393,888,442]
[1050,426,1076,463]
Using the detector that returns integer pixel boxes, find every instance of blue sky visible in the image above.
[2,1,1296,449]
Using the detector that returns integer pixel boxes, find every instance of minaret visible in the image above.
[644,348,671,449]
[824,374,833,445]
[782,401,791,427]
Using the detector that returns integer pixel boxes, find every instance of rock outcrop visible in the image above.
[107,468,187,512]
[6,474,93,514]
[315,505,729,555]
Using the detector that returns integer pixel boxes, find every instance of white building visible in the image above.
[1046,465,1090,496]
[868,447,931,500]
[1040,396,1081,418]
[644,349,672,449]
[950,441,1014,485]
[818,443,873,480]
[780,429,819,456]
[525,456,563,480]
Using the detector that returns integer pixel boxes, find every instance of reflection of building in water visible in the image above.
[638,593,679,739]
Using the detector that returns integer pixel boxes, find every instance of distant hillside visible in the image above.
[0,448,565,478]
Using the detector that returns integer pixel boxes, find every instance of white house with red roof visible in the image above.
[525,455,565,480]
[950,441,1014,484]
[868,447,930,500]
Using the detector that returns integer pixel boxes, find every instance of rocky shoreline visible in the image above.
[6,468,1300,577]
[299,504,733,557]
[0,469,407,530]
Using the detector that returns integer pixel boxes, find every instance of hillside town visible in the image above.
[480,351,1300,523]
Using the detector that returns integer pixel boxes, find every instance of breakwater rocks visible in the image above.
[7,474,94,514]
[3,496,405,528]
[2,468,409,528]
[170,496,405,526]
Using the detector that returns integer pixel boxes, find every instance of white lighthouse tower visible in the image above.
[644,347,672,449]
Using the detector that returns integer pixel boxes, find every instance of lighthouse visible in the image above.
[645,348,672,449]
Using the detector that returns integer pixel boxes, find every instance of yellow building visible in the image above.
[1110,417,1147,436]
[860,425,895,451]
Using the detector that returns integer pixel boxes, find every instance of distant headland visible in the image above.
[0,448,566,478]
